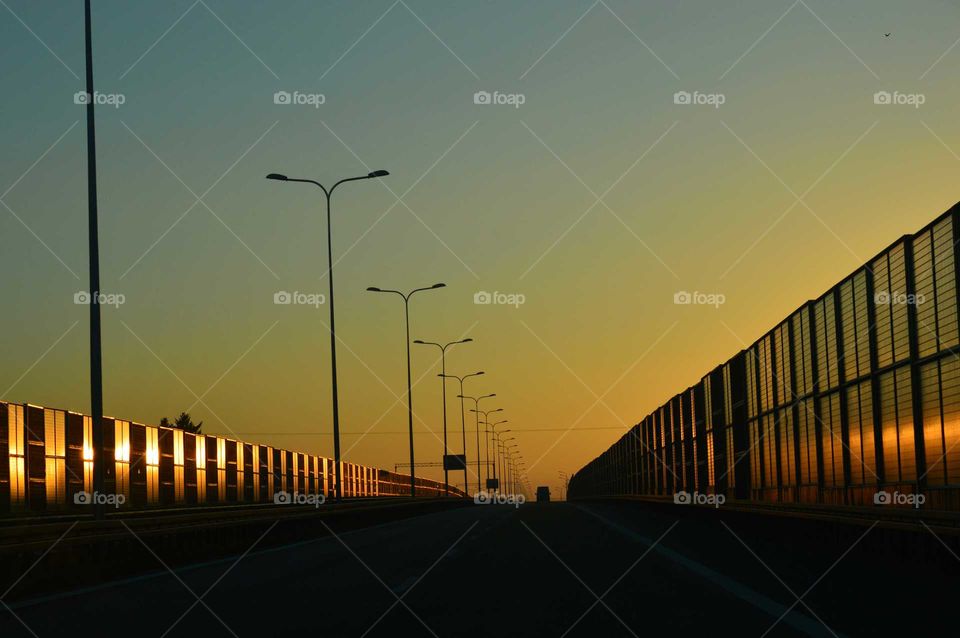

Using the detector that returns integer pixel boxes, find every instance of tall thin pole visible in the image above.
[325,191,343,502]
[505,451,509,494]
[484,420,489,486]
[270,172,390,501]
[368,285,444,498]
[405,298,415,497]
[500,440,509,496]
[486,421,492,488]
[84,0,105,519]
[417,340,469,497]
[492,434,499,493]
[505,454,510,494]
[497,436,503,493]
[440,351,448,495]
[457,378,467,494]
[474,405,481,495]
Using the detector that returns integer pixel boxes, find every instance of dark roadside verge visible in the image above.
[574,496,959,636]
[0,497,471,602]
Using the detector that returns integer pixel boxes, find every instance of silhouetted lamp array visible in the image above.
[267,171,526,497]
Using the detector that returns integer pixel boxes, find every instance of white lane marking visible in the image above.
[576,504,844,638]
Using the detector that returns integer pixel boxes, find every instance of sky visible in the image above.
[1,0,959,497]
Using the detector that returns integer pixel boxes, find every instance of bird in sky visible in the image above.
[884,33,891,37]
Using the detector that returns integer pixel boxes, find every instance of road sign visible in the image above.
[444,454,467,471]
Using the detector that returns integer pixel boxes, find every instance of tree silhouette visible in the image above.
[160,412,203,434]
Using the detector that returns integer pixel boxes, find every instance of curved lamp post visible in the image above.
[413,338,472,495]
[500,438,516,493]
[266,169,389,501]
[473,410,504,486]
[505,443,519,493]
[367,283,446,496]
[438,371,483,494]
[459,393,495,490]
[492,430,512,493]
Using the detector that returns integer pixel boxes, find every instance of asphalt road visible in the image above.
[2,500,955,636]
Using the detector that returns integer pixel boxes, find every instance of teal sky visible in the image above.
[2,0,960,495]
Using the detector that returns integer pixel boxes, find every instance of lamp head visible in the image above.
[265,173,288,181]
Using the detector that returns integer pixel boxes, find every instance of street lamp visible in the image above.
[513,454,524,495]
[491,419,507,458]
[438,371,483,494]
[367,284,446,497]
[492,430,511,493]
[82,0,106,520]
[266,168,389,501]
[413,338,472,495]
[500,438,516,493]
[505,443,518,493]
[474,412,504,486]
[459,394,495,490]
[470,407,502,485]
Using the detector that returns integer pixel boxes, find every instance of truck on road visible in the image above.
[536,486,550,503]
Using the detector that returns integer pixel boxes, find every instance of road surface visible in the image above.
[2,500,953,636]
